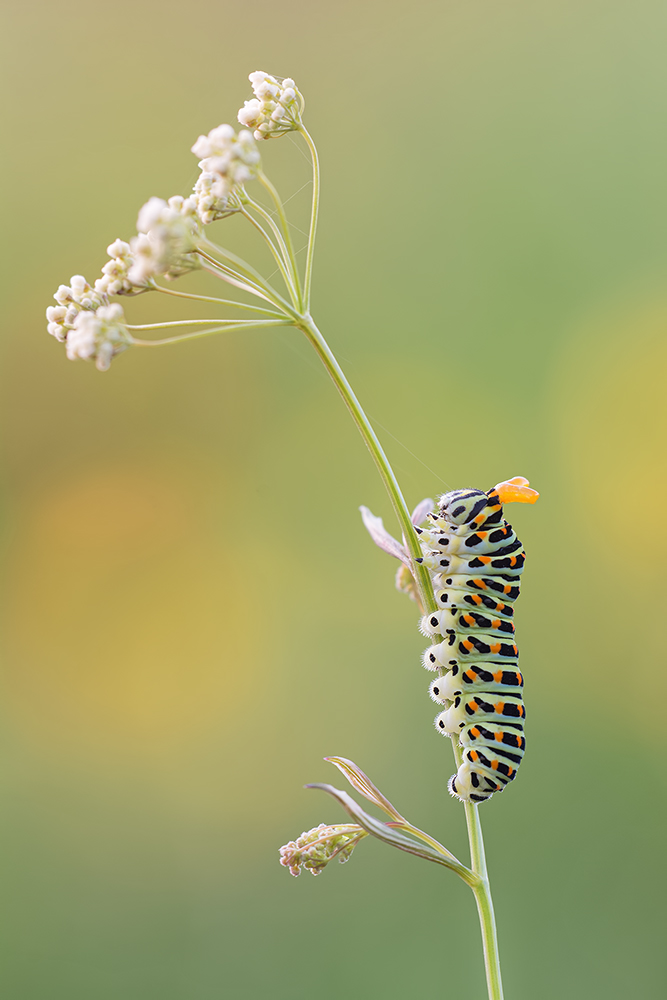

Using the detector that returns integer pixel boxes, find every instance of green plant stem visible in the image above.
[127,319,271,330]
[451,740,504,999]
[151,283,280,315]
[130,318,291,346]
[255,174,303,308]
[298,311,504,1000]
[297,313,434,612]
[238,205,300,306]
[298,126,319,311]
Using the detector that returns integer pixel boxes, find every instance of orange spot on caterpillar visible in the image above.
[474,514,486,524]
[472,595,482,605]
[469,700,479,712]
[490,642,501,654]
[469,751,479,762]
[462,640,474,652]
[518,705,525,717]
[477,531,488,539]
[478,556,491,564]
[492,619,501,629]
[495,732,503,742]
[503,585,511,594]
[493,670,503,683]
[474,579,487,590]
[491,759,499,770]
[494,702,505,714]
[463,614,475,626]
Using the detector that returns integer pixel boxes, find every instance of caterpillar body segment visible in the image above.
[418,480,537,804]
[429,665,523,703]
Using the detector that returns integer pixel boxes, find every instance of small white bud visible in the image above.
[237,71,304,141]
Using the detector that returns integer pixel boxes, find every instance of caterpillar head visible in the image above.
[435,489,491,526]
[436,478,539,527]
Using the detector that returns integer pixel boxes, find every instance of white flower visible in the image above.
[46,305,70,342]
[95,238,148,296]
[190,125,261,223]
[65,303,132,371]
[127,196,200,284]
[47,275,105,341]
[238,71,303,141]
[279,824,361,877]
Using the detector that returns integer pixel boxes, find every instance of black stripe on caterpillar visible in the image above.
[416,477,538,804]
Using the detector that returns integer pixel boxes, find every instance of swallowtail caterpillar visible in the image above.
[417,477,538,803]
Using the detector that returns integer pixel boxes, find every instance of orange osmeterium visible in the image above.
[494,476,540,505]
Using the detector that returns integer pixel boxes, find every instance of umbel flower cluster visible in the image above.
[279,823,363,877]
[46,72,306,371]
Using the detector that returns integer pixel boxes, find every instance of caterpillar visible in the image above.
[416,477,538,804]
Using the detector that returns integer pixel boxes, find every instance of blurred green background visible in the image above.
[1,0,666,997]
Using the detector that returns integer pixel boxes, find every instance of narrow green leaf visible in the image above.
[306,783,478,887]
[324,757,406,821]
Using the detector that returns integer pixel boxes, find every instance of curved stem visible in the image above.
[151,283,282,316]
[198,243,298,319]
[198,260,276,303]
[257,172,302,305]
[238,204,299,306]
[297,314,435,614]
[469,812,504,1000]
[450,740,504,1000]
[130,318,291,346]
[298,126,320,311]
[299,310,503,999]
[127,318,263,330]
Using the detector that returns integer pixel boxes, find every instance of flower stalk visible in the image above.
[46,70,509,1000]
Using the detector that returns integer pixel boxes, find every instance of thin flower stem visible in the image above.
[127,319,266,330]
[196,248,275,300]
[200,237,287,302]
[151,283,282,316]
[130,318,291,346]
[198,243,298,319]
[257,172,302,305]
[237,205,299,306]
[298,310,503,1000]
[296,313,435,612]
[451,740,504,999]
[241,191,303,308]
[298,126,320,311]
[394,823,463,866]
[199,261,276,302]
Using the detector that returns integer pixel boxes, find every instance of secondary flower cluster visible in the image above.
[65,303,131,371]
[238,71,303,140]
[279,823,361,877]
[132,195,200,282]
[191,124,261,223]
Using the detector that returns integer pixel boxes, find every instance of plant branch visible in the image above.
[298,126,320,311]
[151,282,282,316]
[130,318,291,346]
[296,314,436,614]
[253,176,303,309]
[237,204,300,306]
